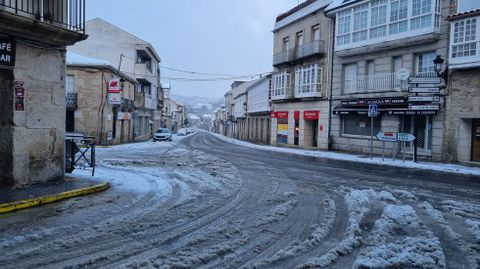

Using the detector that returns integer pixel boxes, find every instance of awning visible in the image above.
[333,107,368,115]
[333,107,438,116]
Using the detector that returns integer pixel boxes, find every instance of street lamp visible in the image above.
[433,55,448,83]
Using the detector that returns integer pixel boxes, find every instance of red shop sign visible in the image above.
[304,110,319,120]
[271,111,289,119]
[294,111,300,119]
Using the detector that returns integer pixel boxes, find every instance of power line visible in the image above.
[160,65,267,78]
[162,73,270,82]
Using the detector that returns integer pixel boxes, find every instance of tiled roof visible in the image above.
[447,9,480,20]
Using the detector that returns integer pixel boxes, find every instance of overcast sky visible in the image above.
[86,0,300,98]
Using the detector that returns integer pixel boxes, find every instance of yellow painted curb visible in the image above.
[0,182,110,214]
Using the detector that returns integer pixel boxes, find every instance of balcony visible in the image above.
[271,87,293,101]
[0,0,86,46]
[295,84,322,98]
[121,98,135,112]
[0,0,85,31]
[273,40,324,66]
[65,92,77,109]
[343,73,404,95]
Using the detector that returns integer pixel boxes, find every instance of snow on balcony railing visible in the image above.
[343,73,404,94]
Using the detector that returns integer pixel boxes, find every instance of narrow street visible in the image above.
[1,132,480,269]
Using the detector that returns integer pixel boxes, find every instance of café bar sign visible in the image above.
[0,37,15,66]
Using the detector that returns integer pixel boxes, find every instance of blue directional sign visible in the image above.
[368,104,378,117]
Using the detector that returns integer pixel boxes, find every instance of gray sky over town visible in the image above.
[86,0,300,98]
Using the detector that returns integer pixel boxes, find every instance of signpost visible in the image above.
[408,75,442,162]
[408,104,440,111]
[408,77,441,84]
[408,96,440,102]
[408,87,440,93]
[368,104,378,159]
[397,133,415,162]
[376,132,397,161]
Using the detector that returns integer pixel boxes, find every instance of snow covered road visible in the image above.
[1,132,480,268]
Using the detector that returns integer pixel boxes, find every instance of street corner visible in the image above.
[0,182,110,214]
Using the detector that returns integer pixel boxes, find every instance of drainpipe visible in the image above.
[327,17,335,151]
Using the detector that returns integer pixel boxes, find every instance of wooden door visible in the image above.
[472,120,480,162]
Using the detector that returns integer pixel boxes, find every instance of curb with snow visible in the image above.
[208,132,480,177]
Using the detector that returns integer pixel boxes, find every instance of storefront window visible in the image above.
[342,115,381,136]
[277,118,288,144]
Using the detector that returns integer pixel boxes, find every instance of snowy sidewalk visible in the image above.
[209,132,480,177]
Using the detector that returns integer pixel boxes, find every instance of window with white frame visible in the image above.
[452,18,477,58]
[272,72,291,97]
[416,51,436,75]
[411,0,432,30]
[337,9,352,46]
[335,0,440,48]
[370,0,388,38]
[389,0,408,34]
[295,64,322,95]
[353,4,369,42]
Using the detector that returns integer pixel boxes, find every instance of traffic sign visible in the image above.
[376,132,397,142]
[408,96,440,102]
[397,133,415,142]
[408,87,440,93]
[408,104,440,111]
[368,104,378,117]
[397,68,410,81]
[408,77,441,84]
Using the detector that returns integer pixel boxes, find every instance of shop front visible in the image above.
[271,111,289,144]
[332,97,442,159]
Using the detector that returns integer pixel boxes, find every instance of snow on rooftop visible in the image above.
[274,0,332,31]
[67,51,112,66]
[325,0,353,12]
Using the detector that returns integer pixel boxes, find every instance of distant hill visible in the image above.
[171,95,224,129]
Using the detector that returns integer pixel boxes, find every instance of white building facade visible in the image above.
[247,76,272,144]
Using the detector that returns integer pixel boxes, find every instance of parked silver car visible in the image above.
[153,128,172,142]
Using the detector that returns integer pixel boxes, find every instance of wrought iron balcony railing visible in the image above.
[343,73,404,94]
[273,40,324,66]
[0,0,85,33]
[65,92,77,109]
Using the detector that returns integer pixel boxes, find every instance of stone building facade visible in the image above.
[68,18,163,139]
[270,0,333,150]
[443,0,480,163]
[0,1,87,186]
[66,52,137,145]
[326,0,450,161]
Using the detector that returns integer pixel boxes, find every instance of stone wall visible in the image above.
[443,69,480,162]
[9,43,66,186]
[67,67,136,145]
